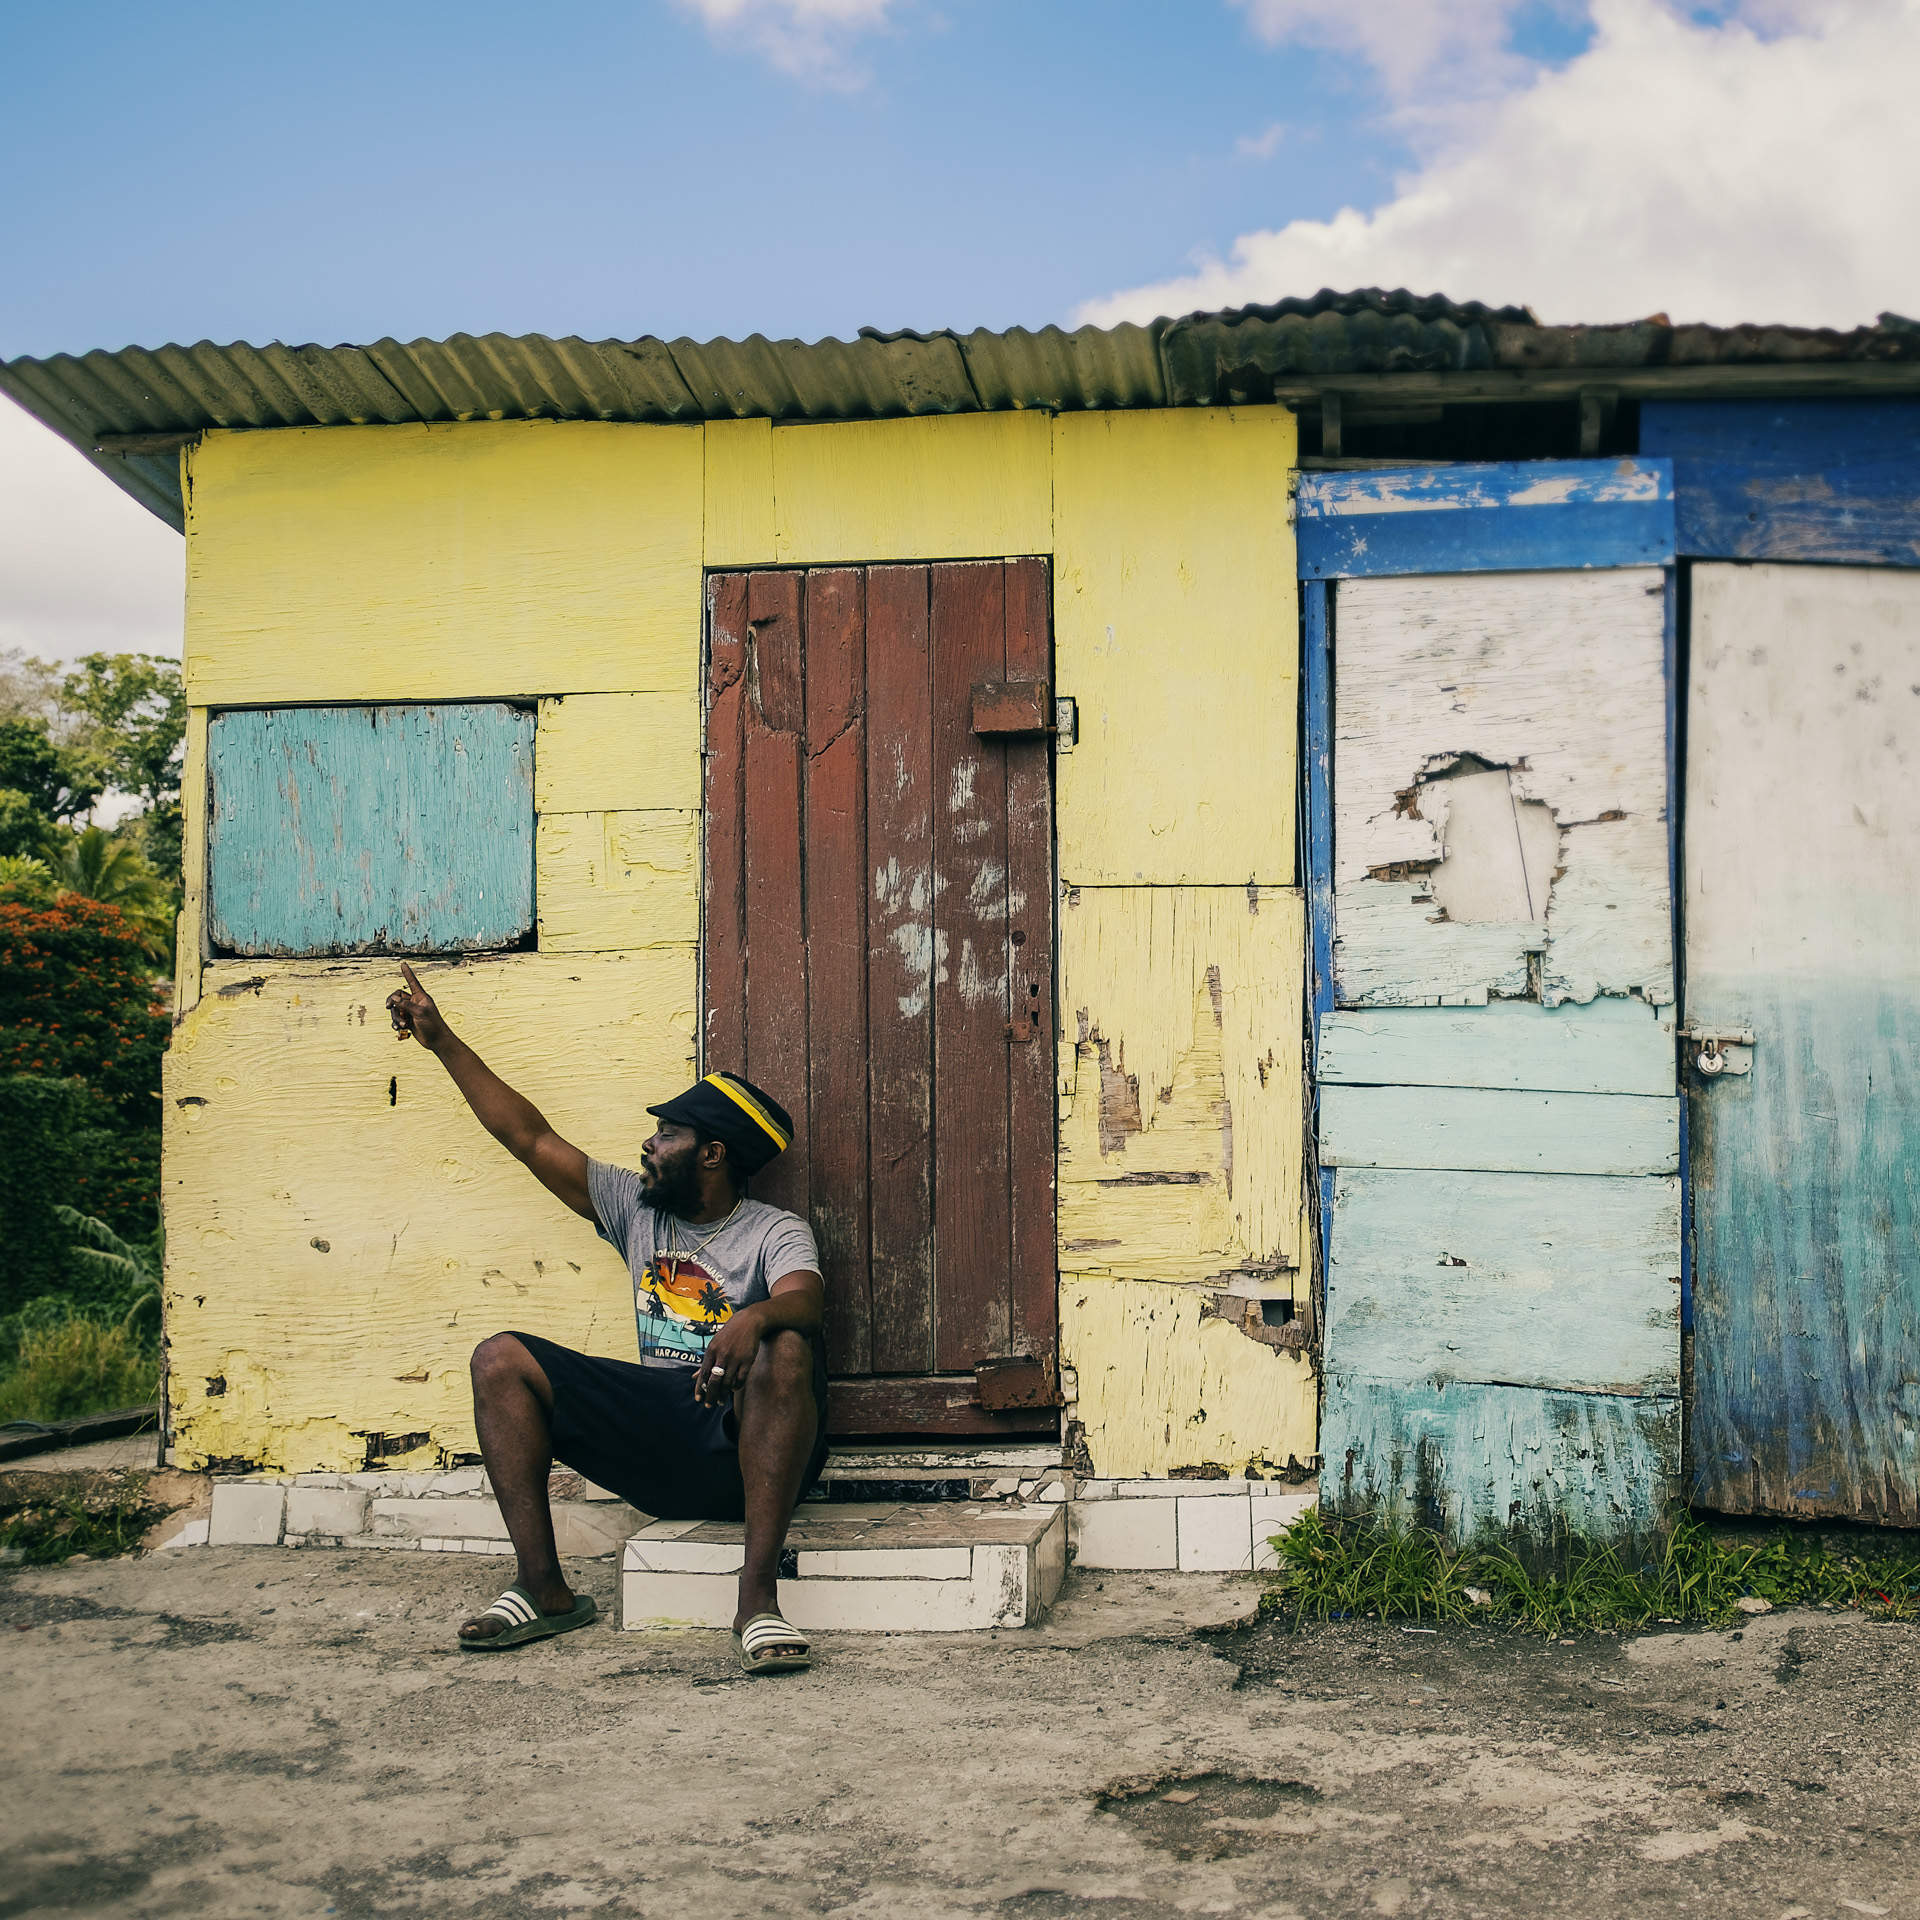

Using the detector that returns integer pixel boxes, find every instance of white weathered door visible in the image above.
[1684,562,1920,1523]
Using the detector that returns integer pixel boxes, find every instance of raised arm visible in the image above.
[385,963,595,1222]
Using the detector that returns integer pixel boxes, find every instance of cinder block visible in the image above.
[208,1481,286,1547]
[422,1470,488,1498]
[155,1515,210,1551]
[285,1486,371,1538]
[1177,1494,1253,1572]
[367,1496,507,1540]
[796,1546,971,1580]
[1070,1496,1177,1569]
[552,1501,647,1559]
[1251,1492,1318,1570]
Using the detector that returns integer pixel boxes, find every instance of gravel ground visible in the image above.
[3,1545,1915,1918]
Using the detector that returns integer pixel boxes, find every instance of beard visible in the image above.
[641,1148,704,1218]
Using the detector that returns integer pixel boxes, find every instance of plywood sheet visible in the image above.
[703,417,775,567]
[162,950,697,1471]
[1053,407,1297,887]
[1321,1084,1677,1176]
[1327,1167,1680,1395]
[534,693,701,813]
[1320,1374,1680,1545]
[1058,884,1305,1283]
[1333,567,1672,1006]
[535,811,699,951]
[185,422,704,705]
[1063,1275,1317,1480]
[1685,561,1920,1523]
[771,412,1050,566]
[1318,999,1673,1094]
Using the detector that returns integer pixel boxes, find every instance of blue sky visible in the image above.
[3,0,1914,667]
[1,0,1590,356]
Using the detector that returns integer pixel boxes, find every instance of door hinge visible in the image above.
[1680,1024,1756,1077]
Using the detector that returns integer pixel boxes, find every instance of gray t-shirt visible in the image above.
[587,1159,822,1368]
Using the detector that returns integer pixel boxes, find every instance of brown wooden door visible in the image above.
[703,560,1058,1437]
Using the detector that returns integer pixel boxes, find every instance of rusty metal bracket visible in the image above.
[971,680,1052,735]
[974,1354,1059,1411]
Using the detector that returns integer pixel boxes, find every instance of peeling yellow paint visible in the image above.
[533,693,701,813]
[1058,885,1305,1279]
[771,411,1052,565]
[162,955,692,1470]
[1052,408,1297,886]
[536,812,700,951]
[183,421,704,706]
[704,417,775,567]
[1063,1275,1317,1479]
[170,405,1306,1475]
[174,705,210,1018]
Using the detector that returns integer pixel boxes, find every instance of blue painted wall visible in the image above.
[208,703,536,956]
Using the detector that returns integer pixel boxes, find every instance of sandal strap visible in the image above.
[480,1587,543,1628]
[740,1613,809,1655]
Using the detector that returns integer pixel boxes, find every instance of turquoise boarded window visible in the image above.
[207,703,535,956]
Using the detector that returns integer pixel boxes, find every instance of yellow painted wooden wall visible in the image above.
[167,407,1313,1478]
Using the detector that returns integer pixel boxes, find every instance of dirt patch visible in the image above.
[1096,1770,1323,1859]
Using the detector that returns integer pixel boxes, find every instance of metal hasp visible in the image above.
[971,679,1053,735]
[1680,1024,1756,1077]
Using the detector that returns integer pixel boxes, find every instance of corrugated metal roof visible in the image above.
[6,289,1917,529]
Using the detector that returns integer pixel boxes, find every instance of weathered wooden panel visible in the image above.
[174,705,211,1017]
[1053,407,1296,886]
[826,1377,1057,1438]
[702,573,749,1073]
[1332,568,1672,1007]
[208,704,535,957]
[1057,886,1305,1283]
[1318,999,1674,1095]
[1321,1084,1677,1176]
[865,566,937,1373]
[185,422,703,705]
[931,562,1015,1372]
[1062,1275,1318,1480]
[803,568,871,1376]
[535,811,698,951]
[161,951,697,1472]
[772,412,1051,566]
[703,417,775,568]
[1327,1168,1680,1396]
[1643,399,1920,566]
[534,693,701,814]
[1296,459,1675,580]
[1686,562,1920,1524]
[1319,1374,1681,1545]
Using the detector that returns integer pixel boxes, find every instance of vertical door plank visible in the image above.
[702,574,749,1074]
[931,561,1014,1372]
[804,568,872,1374]
[1003,556,1057,1370]
[742,570,810,1220]
[865,566,936,1374]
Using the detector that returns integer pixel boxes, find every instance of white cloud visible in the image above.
[1236,121,1288,160]
[1081,0,1920,330]
[675,0,903,81]
[0,396,183,667]
[1233,0,1545,102]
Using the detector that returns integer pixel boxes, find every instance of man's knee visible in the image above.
[757,1327,814,1393]
[471,1332,529,1392]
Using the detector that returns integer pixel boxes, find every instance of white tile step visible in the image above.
[622,1501,1066,1633]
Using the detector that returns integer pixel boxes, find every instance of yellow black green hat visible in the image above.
[647,1072,794,1177]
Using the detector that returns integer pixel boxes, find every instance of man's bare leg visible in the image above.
[733,1328,818,1652]
[462,1333,575,1640]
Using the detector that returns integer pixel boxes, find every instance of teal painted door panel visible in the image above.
[1685,564,1920,1526]
[1328,1167,1680,1396]
[1320,1374,1681,1544]
[208,704,536,957]
[1320,1084,1678,1176]
[1318,999,1674,1095]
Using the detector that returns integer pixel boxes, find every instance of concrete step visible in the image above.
[623,1500,1066,1633]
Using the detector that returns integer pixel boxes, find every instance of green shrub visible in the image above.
[0,1308,157,1424]
[1263,1510,1920,1633]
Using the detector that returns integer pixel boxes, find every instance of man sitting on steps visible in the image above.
[385,962,827,1675]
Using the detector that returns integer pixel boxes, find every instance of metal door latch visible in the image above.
[1681,1024,1756,1077]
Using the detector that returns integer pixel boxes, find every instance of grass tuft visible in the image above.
[0,1479,164,1565]
[0,1310,157,1424]
[1263,1509,1920,1633]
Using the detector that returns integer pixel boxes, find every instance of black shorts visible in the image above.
[508,1330,831,1522]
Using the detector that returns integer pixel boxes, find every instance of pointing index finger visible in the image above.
[400,961,423,996]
